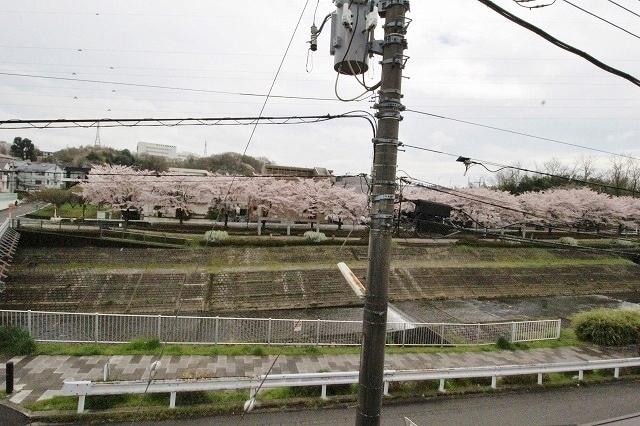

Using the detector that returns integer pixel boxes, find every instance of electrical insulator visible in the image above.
[330,0,371,75]
[310,24,319,51]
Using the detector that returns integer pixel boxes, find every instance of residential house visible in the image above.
[13,161,65,191]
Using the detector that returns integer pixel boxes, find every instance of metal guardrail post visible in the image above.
[77,395,86,414]
[491,376,497,389]
[537,373,543,385]
[169,392,177,409]
[438,378,446,393]
[614,368,620,379]
[578,370,584,381]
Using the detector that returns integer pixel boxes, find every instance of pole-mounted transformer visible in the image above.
[330,0,377,75]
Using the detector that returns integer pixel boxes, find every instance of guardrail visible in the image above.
[61,357,640,414]
[0,310,561,347]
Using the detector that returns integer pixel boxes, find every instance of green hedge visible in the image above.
[572,309,640,347]
[0,326,36,356]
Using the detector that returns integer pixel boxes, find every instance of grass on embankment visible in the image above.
[34,330,580,357]
[28,203,98,219]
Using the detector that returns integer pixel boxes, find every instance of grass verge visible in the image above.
[25,374,640,423]
[34,330,580,357]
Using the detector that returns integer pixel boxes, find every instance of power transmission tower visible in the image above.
[94,122,102,147]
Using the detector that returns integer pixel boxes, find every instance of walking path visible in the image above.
[0,346,635,406]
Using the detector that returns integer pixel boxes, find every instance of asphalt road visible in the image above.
[0,404,28,426]
[103,382,640,426]
[0,202,41,222]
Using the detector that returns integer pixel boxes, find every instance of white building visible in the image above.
[13,161,65,191]
[137,142,177,159]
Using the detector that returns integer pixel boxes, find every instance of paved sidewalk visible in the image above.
[0,346,634,406]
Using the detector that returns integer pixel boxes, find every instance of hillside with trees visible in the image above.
[46,146,269,175]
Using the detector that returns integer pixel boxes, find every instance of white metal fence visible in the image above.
[0,310,561,346]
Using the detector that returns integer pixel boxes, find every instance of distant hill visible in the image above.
[47,146,270,175]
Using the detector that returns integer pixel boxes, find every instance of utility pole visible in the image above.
[357,1,409,425]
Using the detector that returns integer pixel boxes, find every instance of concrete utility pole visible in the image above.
[357,1,409,425]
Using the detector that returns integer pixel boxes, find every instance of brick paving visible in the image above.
[0,346,635,406]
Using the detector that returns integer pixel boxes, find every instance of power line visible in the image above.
[0,113,377,134]
[606,0,640,19]
[219,0,312,229]
[561,0,640,39]
[402,177,640,246]
[0,71,344,102]
[404,109,640,162]
[401,143,639,194]
[475,0,640,88]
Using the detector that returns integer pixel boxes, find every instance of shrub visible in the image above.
[611,239,638,248]
[303,231,328,243]
[0,326,36,356]
[204,230,230,244]
[572,309,640,347]
[496,336,515,350]
[559,237,579,247]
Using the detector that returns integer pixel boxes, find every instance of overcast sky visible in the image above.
[0,0,638,186]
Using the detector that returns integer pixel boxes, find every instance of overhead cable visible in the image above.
[561,0,640,40]
[475,0,640,88]
[0,71,343,102]
[401,143,639,194]
[404,108,640,162]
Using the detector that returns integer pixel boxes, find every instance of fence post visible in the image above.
[556,320,562,339]
[476,324,481,344]
[94,313,99,343]
[157,315,162,341]
[440,324,445,346]
[5,362,14,394]
[510,322,517,343]
[267,318,272,346]
[27,310,32,336]
[316,319,321,346]
[214,316,219,344]
[402,323,406,347]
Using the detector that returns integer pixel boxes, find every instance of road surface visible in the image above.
[114,382,640,426]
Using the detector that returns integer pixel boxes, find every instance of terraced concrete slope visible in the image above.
[2,245,638,314]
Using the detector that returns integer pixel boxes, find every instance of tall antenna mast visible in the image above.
[94,122,102,147]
